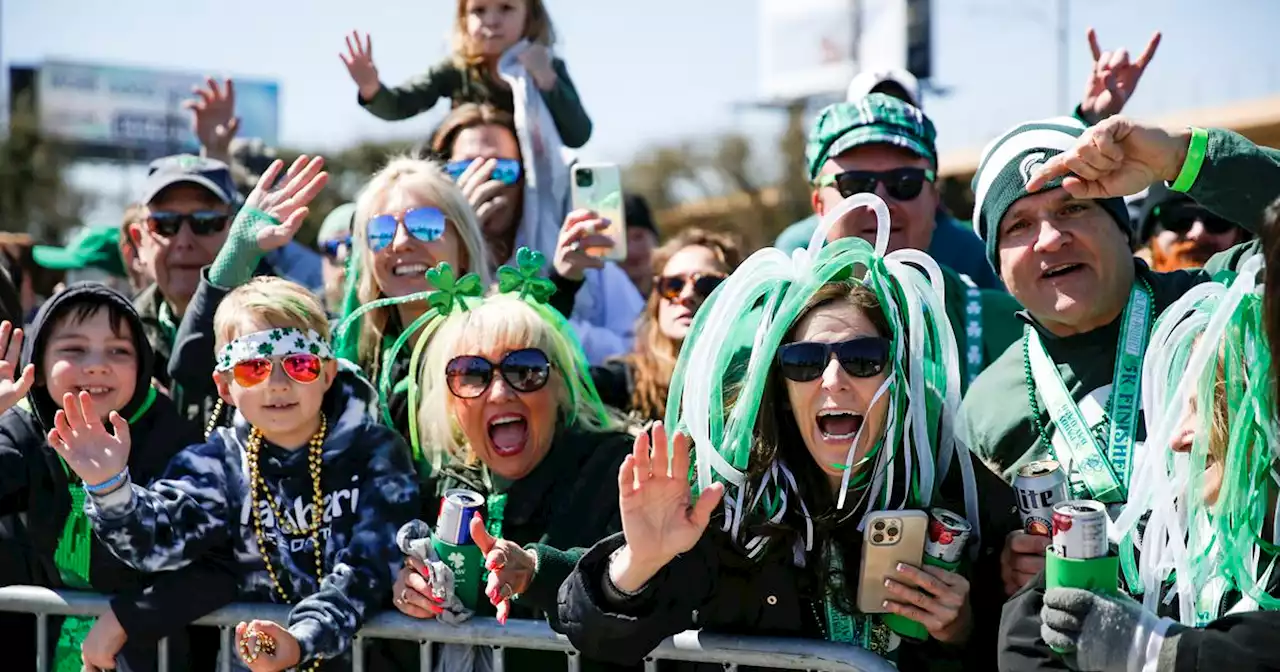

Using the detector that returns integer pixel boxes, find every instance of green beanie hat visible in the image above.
[971,117,1130,270]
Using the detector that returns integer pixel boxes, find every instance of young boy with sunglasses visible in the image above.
[52,277,419,672]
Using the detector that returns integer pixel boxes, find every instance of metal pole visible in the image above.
[1056,0,1070,112]
[36,613,48,672]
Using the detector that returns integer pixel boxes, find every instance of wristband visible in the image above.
[1169,127,1209,193]
[84,467,130,495]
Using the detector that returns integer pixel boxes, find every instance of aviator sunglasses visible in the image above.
[320,237,352,261]
[366,207,447,252]
[148,211,231,237]
[654,272,727,301]
[445,158,523,186]
[815,167,936,201]
[230,353,326,388]
[777,336,891,382]
[445,348,553,399]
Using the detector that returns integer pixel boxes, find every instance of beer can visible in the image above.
[1051,500,1109,559]
[925,508,972,564]
[436,489,484,546]
[1014,460,1069,536]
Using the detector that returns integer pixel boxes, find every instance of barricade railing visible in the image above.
[0,585,896,672]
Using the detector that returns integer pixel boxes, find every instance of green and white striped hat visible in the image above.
[970,117,1129,268]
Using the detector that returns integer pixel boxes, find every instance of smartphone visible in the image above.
[570,163,627,262]
[857,509,927,614]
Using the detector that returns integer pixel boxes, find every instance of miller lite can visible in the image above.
[436,488,484,545]
[1014,460,1069,536]
[925,508,972,565]
[1051,500,1109,559]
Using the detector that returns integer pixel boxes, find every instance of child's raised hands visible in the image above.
[340,31,382,101]
[242,155,329,252]
[0,321,34,415]
[48,391,132,489]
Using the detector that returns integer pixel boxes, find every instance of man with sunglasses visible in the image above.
[128,155,238,399]
[316,203,356,315]
[1135,182,1250,273]
[805,94,1024,389]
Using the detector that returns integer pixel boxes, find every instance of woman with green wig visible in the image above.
[375,249,634,671]
[1022,216,1280,672]
[555,195,1020,670]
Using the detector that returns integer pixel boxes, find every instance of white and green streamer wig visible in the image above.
[1119,255,1280,624]
[666,193,979,557]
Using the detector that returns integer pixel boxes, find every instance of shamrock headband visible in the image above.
[215,328,333,372]
[668,193,978,558]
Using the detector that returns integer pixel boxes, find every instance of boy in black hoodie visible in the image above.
[0,282,237,671]
[53,276,419,671]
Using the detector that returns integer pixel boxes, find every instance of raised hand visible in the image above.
[392,556,445,619]
[243,155,329,252]
[47,391,131,488]
[1026,116,1191,199]
[234,620,300,672]
[0,321,35,415]
[1078,28,1161,124]
[340,31,382,101]
[553,209,613,281]
[517,44,558,91]
[457,157,519,245]
[184,77,240,162]
[613,422,723,590]
[471,514,535,625]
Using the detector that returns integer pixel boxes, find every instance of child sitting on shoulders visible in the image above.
[55,277,420,672]
[342,0,592,148]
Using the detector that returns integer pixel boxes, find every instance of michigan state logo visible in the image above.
[1019,151,1048,187]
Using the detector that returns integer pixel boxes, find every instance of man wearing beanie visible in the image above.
[806,94,1023,388]
[958,112,1280,641]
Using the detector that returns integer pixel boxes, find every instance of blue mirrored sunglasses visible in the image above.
[366,207,446,252]
[320,237,351,260]
[444,158,522,186]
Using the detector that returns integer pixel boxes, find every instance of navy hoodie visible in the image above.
[0,282,233,670]
[87,361,420,667]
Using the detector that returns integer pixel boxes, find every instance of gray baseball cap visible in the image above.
[139,154,237,205]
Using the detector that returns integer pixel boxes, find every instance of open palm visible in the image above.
[0,322,34,414]
[340,31,381,100]
[619,422,724,570]
[242,155,329,252]
[184,77,240,160]
[47,392,131,487]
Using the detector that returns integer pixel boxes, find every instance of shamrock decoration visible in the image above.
[424,262,484,315]
[497,247,556,304]
[257,342,274,356]
[269,329,284,341]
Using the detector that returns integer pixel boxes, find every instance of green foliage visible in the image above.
[0,95,91,243]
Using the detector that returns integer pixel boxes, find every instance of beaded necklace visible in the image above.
[245,413,327,672]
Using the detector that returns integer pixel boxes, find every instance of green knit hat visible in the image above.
[806,94,937,180]
[971,117,1130,269]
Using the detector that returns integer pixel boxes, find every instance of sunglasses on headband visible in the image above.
[654,272,726,301]
[777,337,891,382]
[445,348,553,399]
[229,353,326,388]
[814,167,936,202]
[366,207,447,252]
[445,158,522,186]
[148,211,231,237]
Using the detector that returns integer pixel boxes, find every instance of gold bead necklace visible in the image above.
[245,413,327,671]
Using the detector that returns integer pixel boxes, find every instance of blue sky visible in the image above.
[5,0,1280,222]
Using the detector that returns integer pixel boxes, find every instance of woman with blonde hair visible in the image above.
[379,248,632,671]
[594,228,742,421]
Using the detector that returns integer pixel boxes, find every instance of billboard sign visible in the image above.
[758,0,931,102]
[35,60,279,162]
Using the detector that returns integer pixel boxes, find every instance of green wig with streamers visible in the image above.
[1121,256,1280,625]
[666,193,980,559]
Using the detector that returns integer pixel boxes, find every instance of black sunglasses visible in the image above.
[815,167,936,201]
[777,337,891,382]
[320,237,352,260]
[1154,206,1237,236]
[654,273,726,301]
[148,211,231,237]
[445,348,553,399]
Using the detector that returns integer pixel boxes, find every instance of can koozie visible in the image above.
[432,536,485,610]
[1044,548,1121,654]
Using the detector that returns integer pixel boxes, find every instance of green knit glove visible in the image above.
[209,207,278,288]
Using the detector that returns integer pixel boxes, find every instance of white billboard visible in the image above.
[758,0,929,102]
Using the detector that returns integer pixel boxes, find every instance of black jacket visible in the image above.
[0,283,236,670]
[556,451,1020,672]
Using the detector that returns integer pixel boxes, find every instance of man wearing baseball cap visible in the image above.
[128,153,237,401]
[805,94,1023,388]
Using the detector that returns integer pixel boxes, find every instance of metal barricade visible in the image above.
[0,585,897,672]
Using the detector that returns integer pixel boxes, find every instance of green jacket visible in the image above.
[959,128,1280,482]
[360,56,593,149]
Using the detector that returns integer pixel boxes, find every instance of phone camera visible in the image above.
[873,521,885,531]
[887,527,899,538]
[872,533,884,544]
[575,169,595,188]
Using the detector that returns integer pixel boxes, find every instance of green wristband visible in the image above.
[1169,127,1209,193]
[209,206,276,288]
